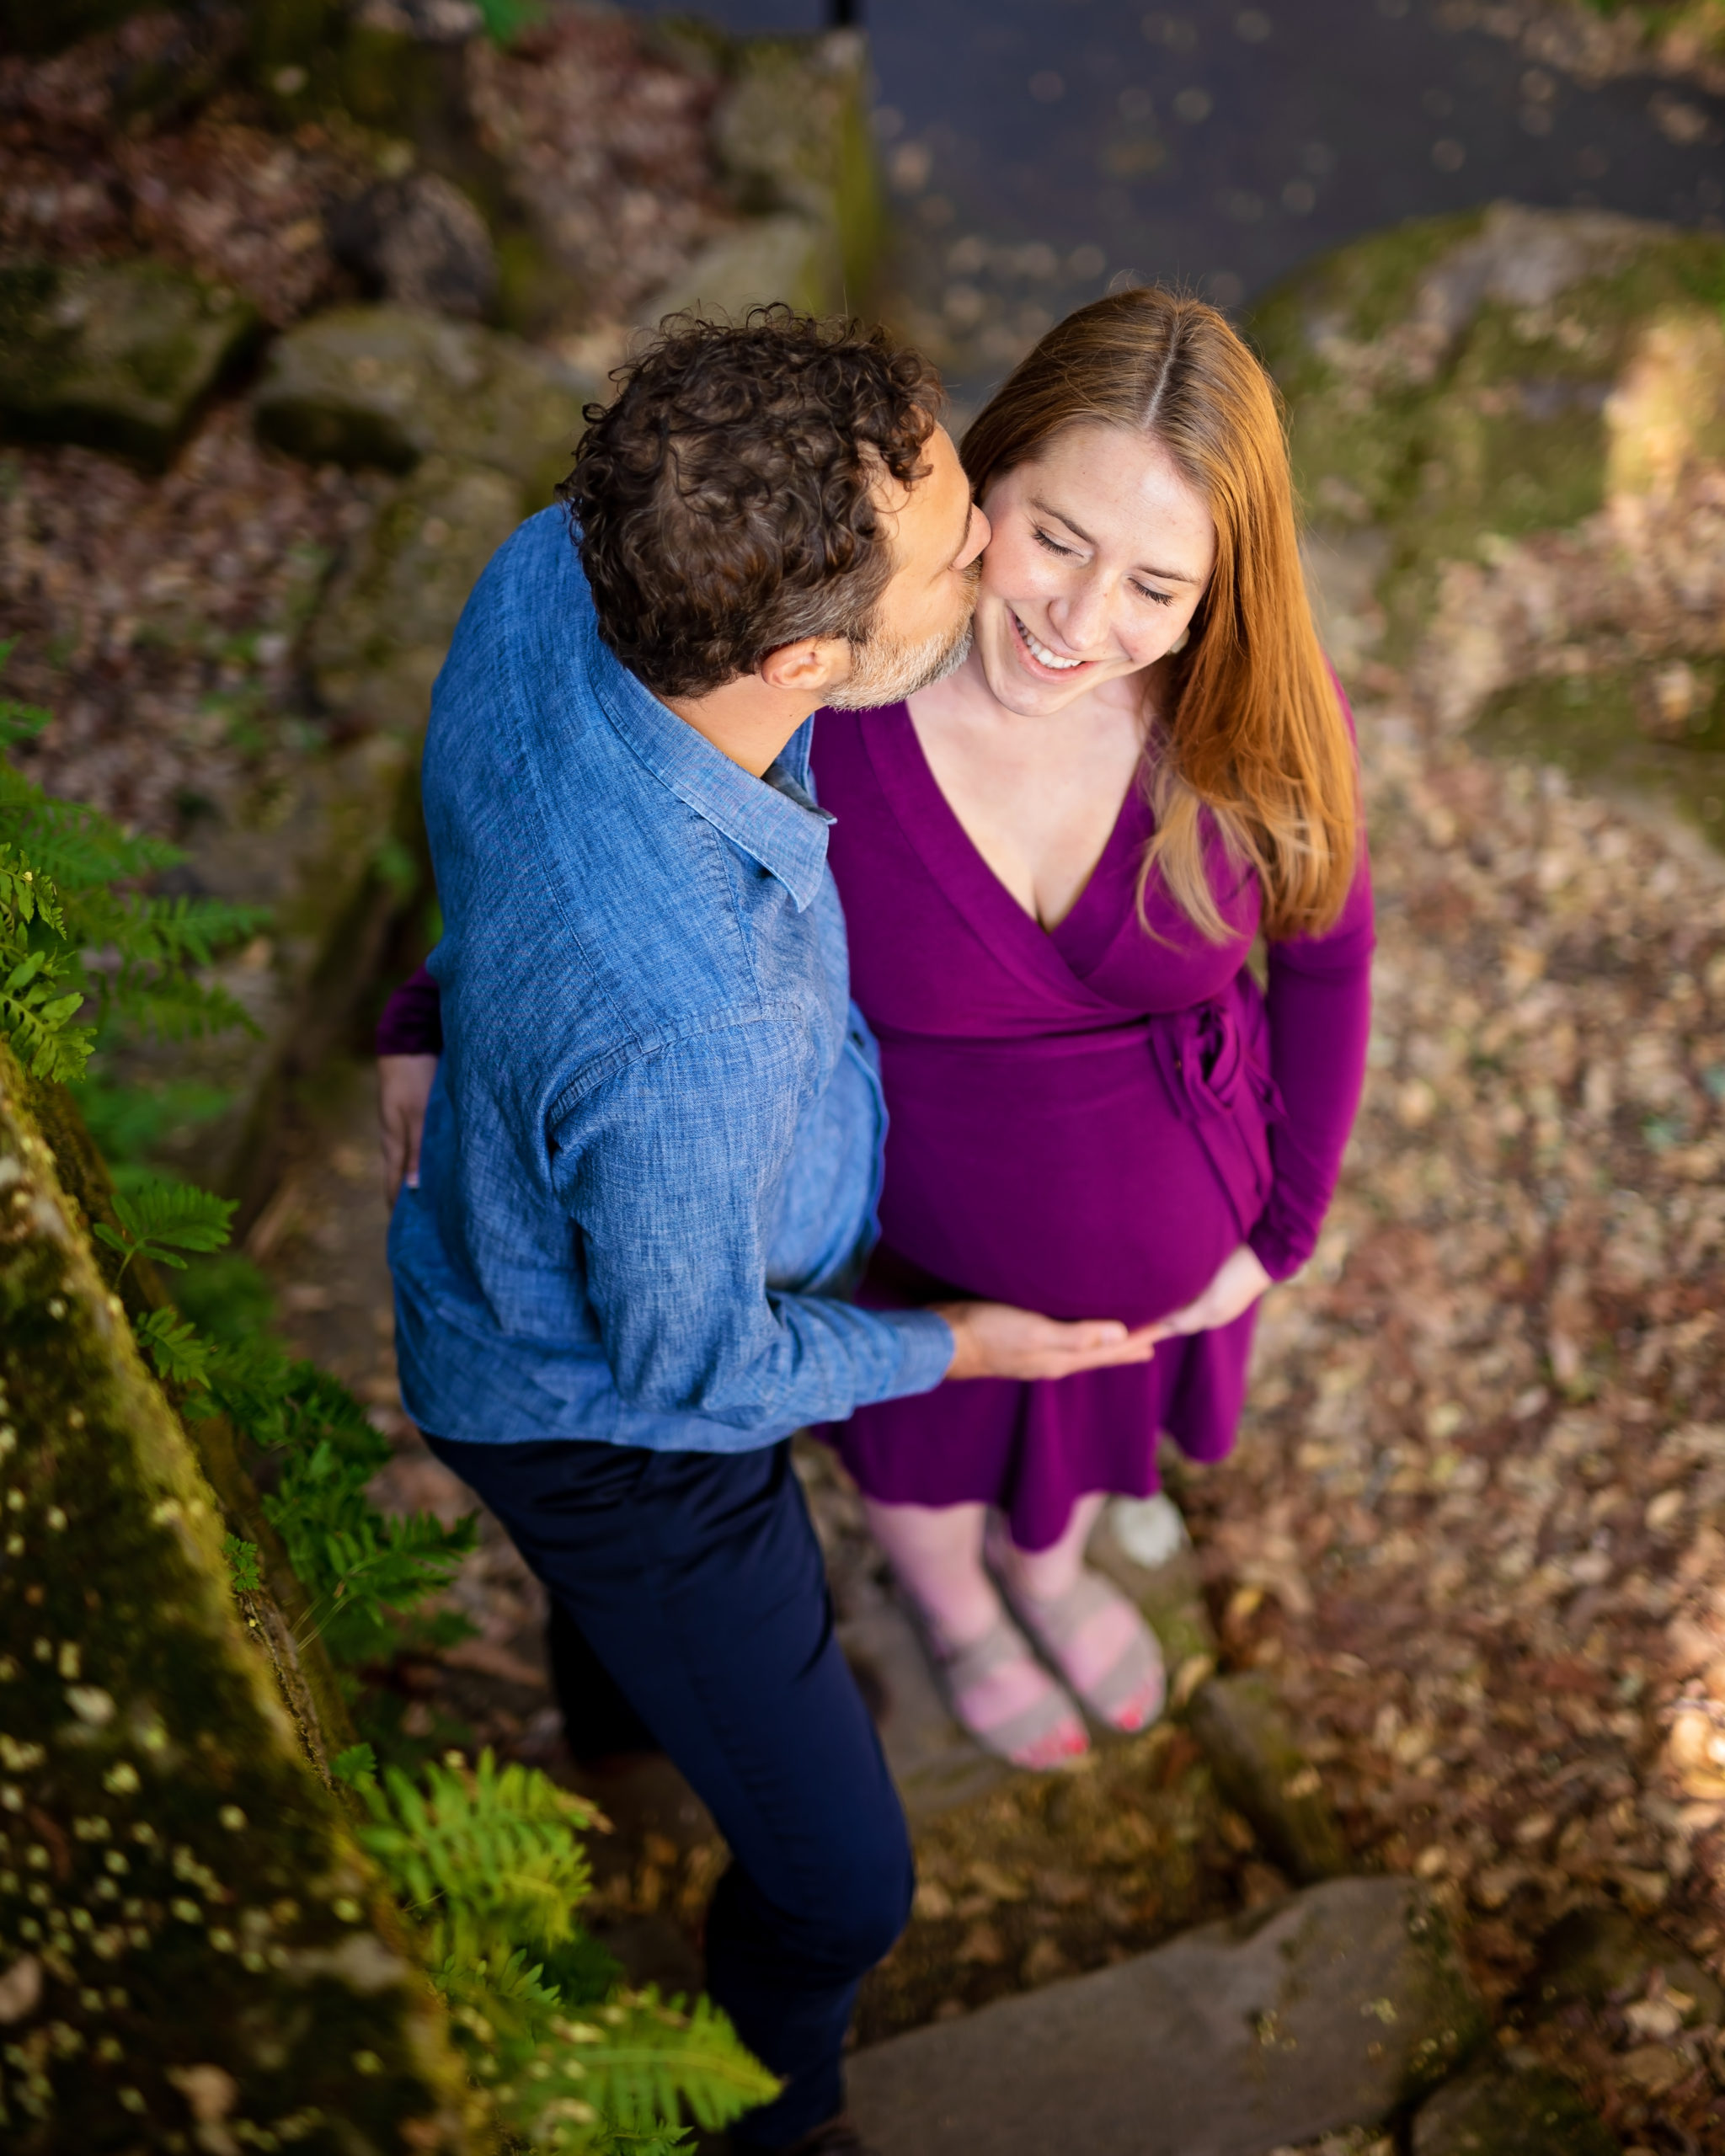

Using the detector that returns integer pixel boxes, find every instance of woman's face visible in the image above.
[972,422,1217,718]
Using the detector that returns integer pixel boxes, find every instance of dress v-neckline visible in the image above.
[862,703,1146,1014]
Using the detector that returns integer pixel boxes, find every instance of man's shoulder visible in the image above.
[440,505,586,691]
[425,507,619,795]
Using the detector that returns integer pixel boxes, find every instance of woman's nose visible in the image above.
[1049,576,1114,656]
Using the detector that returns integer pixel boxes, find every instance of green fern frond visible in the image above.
[92,951,261,1045]
[0,643,51,750]
[101,889,275,969]
[0,656,264,1077]
[222,1534,263,1595]
[93,1176,235,1279]
[136,1305,216,1388]
[0,781,179,892]
[358,1751,598,1956]
[0,941,90,1081]
[332,1742,380,1791]
[0,841,66,935]
[202,1331,297,1434]
[226,1358,478,1662]
[550,1992,782,2137]
[360,1756,777,2145]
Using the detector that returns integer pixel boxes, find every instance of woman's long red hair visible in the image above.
[962,287,1358,941]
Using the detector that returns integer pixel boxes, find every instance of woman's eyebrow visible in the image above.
[1028,494,1199,583]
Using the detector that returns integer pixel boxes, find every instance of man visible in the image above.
[382,311,1152,2154]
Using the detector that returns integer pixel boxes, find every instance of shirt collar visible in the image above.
[585,629,832,914]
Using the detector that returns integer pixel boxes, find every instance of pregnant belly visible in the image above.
[875,1027,1258,1329]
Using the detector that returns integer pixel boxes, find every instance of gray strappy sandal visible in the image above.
[999,1569,1167,1734]
[927,1613,1090,1769]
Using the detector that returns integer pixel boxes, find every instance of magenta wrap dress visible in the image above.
[809,701,1375,1550]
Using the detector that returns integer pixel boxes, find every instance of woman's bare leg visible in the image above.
[862,1497,1087,1764]
[992,1494,1163,1726]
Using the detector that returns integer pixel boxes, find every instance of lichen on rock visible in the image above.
[0,1038,483,2153]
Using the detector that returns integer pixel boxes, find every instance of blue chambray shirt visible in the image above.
[387,509,956,1449]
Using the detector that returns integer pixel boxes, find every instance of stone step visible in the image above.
[846,1875,1485,2156]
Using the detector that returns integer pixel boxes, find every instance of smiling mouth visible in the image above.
[1010,610,1089,675]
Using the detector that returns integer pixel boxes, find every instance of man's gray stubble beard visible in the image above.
[823,615,975,712]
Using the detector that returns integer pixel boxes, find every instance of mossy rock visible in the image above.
[647,215,836,329]
[253,305,597,508]
[634,25,884,328]
[1186,1671,1349,1885]
[309,456,523,733]
[1472,663,1725,849]
[1250,205,1725,668]
[0,260,259,470]
[1410,2057,1617,2155]
[710,31,884,310]
[0,1038,483,2153]
[1524,1903,1725,2027]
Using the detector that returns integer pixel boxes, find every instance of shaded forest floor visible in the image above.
[1188,702,1725,2151]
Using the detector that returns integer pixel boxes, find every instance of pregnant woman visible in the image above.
[804,287,1374,1769]
[377,286,1373,1773]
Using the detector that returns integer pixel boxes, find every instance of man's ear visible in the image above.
[757,637,852,695]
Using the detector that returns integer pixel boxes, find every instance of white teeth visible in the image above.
[1017,616,1083,670]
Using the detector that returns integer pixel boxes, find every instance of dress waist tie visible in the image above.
[1145,993,1284,1243]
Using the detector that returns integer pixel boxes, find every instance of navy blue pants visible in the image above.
[425,1433,913,2151]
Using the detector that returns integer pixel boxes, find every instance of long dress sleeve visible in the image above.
[376,964,444,1056]
[1247,841,1375,1282]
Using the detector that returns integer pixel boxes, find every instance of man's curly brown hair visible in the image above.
[561,309,945,700]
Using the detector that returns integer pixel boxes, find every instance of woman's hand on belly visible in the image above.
[1147,1245,1271,1342]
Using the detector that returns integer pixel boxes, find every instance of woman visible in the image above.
[378,287,1373,1773]
[804,287,1372,1769]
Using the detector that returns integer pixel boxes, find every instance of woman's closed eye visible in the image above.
[1030,526,1176,605]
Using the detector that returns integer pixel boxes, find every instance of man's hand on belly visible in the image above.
[935,1300,1159,1383]
[1146,1245,1271,1342]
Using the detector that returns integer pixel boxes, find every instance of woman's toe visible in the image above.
[1108,1668,1165,1733]
[1016,1714,1090,1769]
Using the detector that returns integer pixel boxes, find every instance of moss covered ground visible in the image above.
[1251,211,1725,848]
